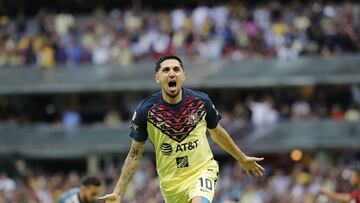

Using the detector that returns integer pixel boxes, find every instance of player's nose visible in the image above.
[168,69,175,77]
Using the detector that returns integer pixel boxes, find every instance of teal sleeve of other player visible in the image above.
[202,197,210,203]
[58,188,80,203]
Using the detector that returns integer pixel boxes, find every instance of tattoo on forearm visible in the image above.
[115,142,144,194]
[129,148,139,159]
[124,148,141,177]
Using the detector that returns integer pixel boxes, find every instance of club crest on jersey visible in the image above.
[188,114,199,125]
[147,96,206,143]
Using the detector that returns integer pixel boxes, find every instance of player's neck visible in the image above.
[162,89,183,104]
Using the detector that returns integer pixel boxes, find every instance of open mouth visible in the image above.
[168,81,177,89]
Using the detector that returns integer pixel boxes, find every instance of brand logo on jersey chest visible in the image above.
[160,143,173,155]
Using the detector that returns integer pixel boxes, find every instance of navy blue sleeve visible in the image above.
[204,95,222,129]
[129,101,148,142]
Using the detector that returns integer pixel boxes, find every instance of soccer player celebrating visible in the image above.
[320,167,360,203]
[58,175,101,203]
[99,55,264,203]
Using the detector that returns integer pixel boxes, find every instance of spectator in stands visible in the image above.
[239,184,264,203]
[344,103,360,122]
[247,94,279,128]
[279,103,291,120]
[104,110,122,127]
[0,172,15,201]
[268,168,290,199]
[291,99,311,120]
[62,108,81,132]
[330,103,345,121]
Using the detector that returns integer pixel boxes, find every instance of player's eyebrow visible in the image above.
[161,65,182,71]
[170,66,181,71]
[161,66,170,71]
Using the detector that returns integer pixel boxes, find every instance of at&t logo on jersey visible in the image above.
[176,140,199,152]
[160,143,173,155]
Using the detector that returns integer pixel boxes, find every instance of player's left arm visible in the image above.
[208,123,265,177]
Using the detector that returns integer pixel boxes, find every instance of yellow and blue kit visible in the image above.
[130,88,221,203]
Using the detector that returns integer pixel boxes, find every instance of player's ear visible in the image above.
[155,73,160,83]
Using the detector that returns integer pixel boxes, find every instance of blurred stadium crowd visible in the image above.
[1,1,360,203]
[0,1,359,68]
[0,155,359,203]
[0,86,359,129]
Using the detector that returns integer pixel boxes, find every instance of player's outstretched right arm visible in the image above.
[98,140,145,203]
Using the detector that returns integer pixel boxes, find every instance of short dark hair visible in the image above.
[155,55,183,72]
[81,175,101,187]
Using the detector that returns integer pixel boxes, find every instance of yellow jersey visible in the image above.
[130,88,221,194]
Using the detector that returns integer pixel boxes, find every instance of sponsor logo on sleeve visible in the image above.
[130,122,138,131]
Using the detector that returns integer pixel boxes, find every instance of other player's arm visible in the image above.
[208,123,265,177]
[320,188,352,202]
[98,140,145,203]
